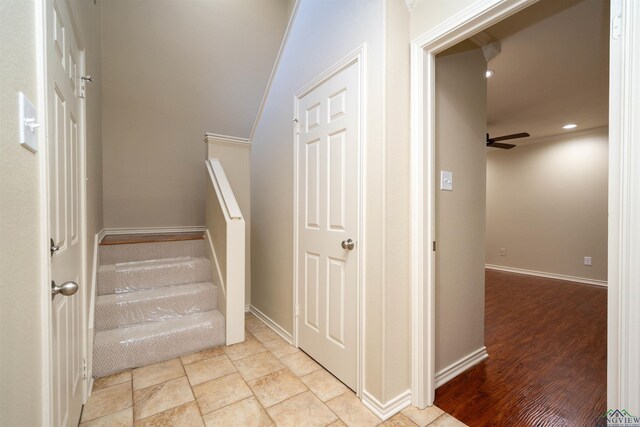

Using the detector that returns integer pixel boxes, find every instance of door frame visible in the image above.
[292,45,366,397]
[38,0,90,423]
[409,0,640,410]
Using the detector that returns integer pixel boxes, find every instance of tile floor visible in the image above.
[80,313,467,427]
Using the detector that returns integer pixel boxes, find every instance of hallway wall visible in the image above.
[434,47,487,375]
[101,0,288,229]
[0,1,46,424]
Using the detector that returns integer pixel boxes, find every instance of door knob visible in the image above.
[51,280,78,298]
[341,239,355,250]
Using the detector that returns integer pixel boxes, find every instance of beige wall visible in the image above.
[101,0,288,229]
[0,1,46,424]
[251,0,415,404]
[207,141,251,306]
[383,0,412,401]
[486,129,608,281]
[434,48,487,373]
[410,0,477,39]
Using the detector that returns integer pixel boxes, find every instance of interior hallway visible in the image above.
[81,313,466,427]
[435,269,607,426]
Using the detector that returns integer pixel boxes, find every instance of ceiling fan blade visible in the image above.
[487,142,516,149]
[489,132,530,142]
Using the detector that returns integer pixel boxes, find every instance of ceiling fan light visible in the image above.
[562,123,578,129]
[485,69,495,78]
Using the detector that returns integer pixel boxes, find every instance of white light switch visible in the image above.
[440,170,453,191]
[19,92,39,153]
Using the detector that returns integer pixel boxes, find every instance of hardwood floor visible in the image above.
[100,232,205,245]
[434,269,607,427]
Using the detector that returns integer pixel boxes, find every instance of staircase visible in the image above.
[92,234,225,378]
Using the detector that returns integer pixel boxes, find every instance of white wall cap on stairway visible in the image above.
[206,159,243,220]
[204,132,250,145]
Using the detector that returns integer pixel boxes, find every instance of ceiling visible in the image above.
[469,0,609,144]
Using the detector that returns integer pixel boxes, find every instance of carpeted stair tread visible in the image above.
[97,256,212,295]
[99,239,206,264]
[92,310,225,378]
[95,282,219,331]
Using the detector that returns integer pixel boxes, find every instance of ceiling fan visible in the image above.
[486,132,530,149]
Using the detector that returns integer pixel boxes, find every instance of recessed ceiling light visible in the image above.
[562,123,578,129]
[485,69,495,78]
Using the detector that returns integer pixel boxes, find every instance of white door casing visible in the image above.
[295,55,362,391]
[46,0,85,425]
[410,0,639,412]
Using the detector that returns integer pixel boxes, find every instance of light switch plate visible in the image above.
[440,170,453,191]
[19,92,39,153]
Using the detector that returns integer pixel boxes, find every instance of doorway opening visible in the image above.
[433,0,608,424]
[412,0,621,421]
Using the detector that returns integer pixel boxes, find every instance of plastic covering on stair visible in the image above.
[95,282,218,331]
[93,310,225,378]
[97,257,211,295]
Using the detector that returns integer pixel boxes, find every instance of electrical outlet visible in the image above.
[584,256,592,266]
[499,248,506,257]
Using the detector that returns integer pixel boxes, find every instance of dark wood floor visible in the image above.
[434,269,607,427]
[100,232,204,245]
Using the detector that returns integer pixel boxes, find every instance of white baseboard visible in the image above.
[435,347,488,388]
[245,304,250,312]
[485,264,607,287]
[249,305,293,344]
[102,226,206,236]
[362,389,412,421]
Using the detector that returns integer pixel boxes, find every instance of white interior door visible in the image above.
[296,62,360,390]
[47,1,85,425]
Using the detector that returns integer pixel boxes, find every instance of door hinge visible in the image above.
[295,304,300,317]
[293,118,301,135]
[612,14,622,40]
[433,241,436,252]
[82,358,87,379]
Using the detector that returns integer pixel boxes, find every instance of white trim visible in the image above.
[86,229,104,395]
[79,45,90,404]
[485,264,608,288]
[206,159,243,220]
[362,389,412,421]
[37,0,52,422]
[435,347,489,388]
[410,0,544,408]
[204,133,250,146]
[411,0,636,412]
[245,304,250,313]
[205,229,225,296]
[292,44,366,397]
[608,0,640,412]
[249,305,293,344]
[102,226,206,237]
[249,0,300,141]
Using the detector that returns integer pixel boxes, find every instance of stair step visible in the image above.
[92,310,225,378]
[95,282,219,332]
[99,239,206,265]
[97,257,212,295]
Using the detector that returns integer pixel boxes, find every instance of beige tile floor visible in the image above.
[81,313,467,427]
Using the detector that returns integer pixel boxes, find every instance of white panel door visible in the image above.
[47,1,85,425]
[297,62,359,390]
